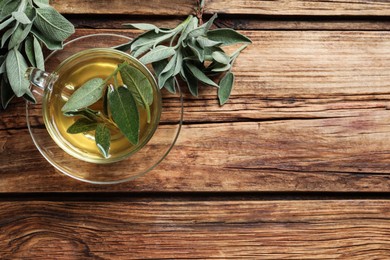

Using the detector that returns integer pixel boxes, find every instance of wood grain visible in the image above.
[50,0,390,16]
[1,199,390,258]
[1,29,390,192]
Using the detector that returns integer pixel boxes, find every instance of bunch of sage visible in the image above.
[118,14,251,105]
[0,0,74,109]
[62,62,154,158]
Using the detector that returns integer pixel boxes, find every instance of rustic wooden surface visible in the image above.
[1,0,390,258]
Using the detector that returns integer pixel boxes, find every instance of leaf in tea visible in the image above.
[67,118,98,134]
[108,86,140,145]
[95,123,111,158]
[61,78,105,112]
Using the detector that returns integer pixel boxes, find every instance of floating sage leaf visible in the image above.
[206,28,252,46]
[120,63,153,123]
[61,78,105,112]
[218,72,234,105]
[185,62,219,88]
[95,123,111,158]
[67,118,98,134]
[5,48,30,97]
[34,7,75,42]
[108,86,139,145]
[63,108,100,121]
[139,46,175,64]
[12,11,32,24]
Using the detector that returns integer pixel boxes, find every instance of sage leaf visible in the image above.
[211,63,231,72]
[179,16,198,47]
[33,0,50,8]
[0,76,14,109]
[0,0,19,21]
[108,86,139,145]
[196,36,221,48]
[0,16,14,31]
[164,77,176,94]
[67,118,98,134]
[25,4,37,20]
[132,44,152,58]
[0,56,5,74]
[139,46,175,64]
[5,48,30,97]
[23,88,37,104]
[212,51,230,65]
[218,72,234,105]
[158,55,176,88]
[34,7,75,42]
[188,39,205,62]
[61,78,105,112]
[8,23,32,49]
[185,62,218,88]
[173,50,182,76]
[1,23,17,48]
[12,11,31,24]
[130,30,160,51]
[120,63,153,123]
[206,28,252,46]
[95,123,111,158]
[25,36,36,67]
[31,27,63,50]
[102,87,109,116]
[187,13,217,39]
[112,41,132,52]
[123,23,160,32]
[181,66,198,96]
[63,108,100,121]
[152,59,168,78]
[33,35,45,70]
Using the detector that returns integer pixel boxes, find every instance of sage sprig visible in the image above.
[0,0,74,109]
[121,14,251,104]
[63,61,153,158]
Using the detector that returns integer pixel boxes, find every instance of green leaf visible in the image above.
[8,23,32,49]
[185,62,218,88]
[12,11,31,24]
[31,27,63,50]
[61,78,105,112]
[1,23,17,48]
[108,86,139,145]
[179,16,198,47]
[33,35,45,70]
[131,30,175,52]
[206,28,252,46]
[173,50,182,76]
[187,13,217,39]
[0,55,5,74]
[0,0,19,21]
[212,51,230,65]
[63,108,100,121]
[112,41,132,52]
[181,65,198,96]
[123,23,160,32]
[102,87,109,116]
[0,16,14,31]
[23,88,37,103]
[95,123,111,158]
[34,7,75,42]
[187,39,204,62]
[67,118,98,134]
[211,63,231,72]
[5,48,30,97]
[132,44,152,58]
[158,54,176,88]
[152,59,168,78]
[139,46,175,64]
[218,72,234,105]
[33,0,50,8]
[164,77,176,94]
[25,4,37,20]
[120,63,153,123]
[0,75,14,109]
[25,36,36,67]
[196,36,221,48]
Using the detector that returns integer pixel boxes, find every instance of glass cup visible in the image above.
[25,34,183,184]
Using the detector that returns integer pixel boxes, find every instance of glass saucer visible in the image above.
[26,33,183,184]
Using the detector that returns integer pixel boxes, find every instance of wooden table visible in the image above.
[1,0,390,258]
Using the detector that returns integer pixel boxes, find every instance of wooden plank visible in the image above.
[1,199,390,258]
[2,116,390,192]
[51,0,390,16]
[1,29,390,192]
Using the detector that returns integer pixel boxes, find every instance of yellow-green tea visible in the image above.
[43,49,161,163]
